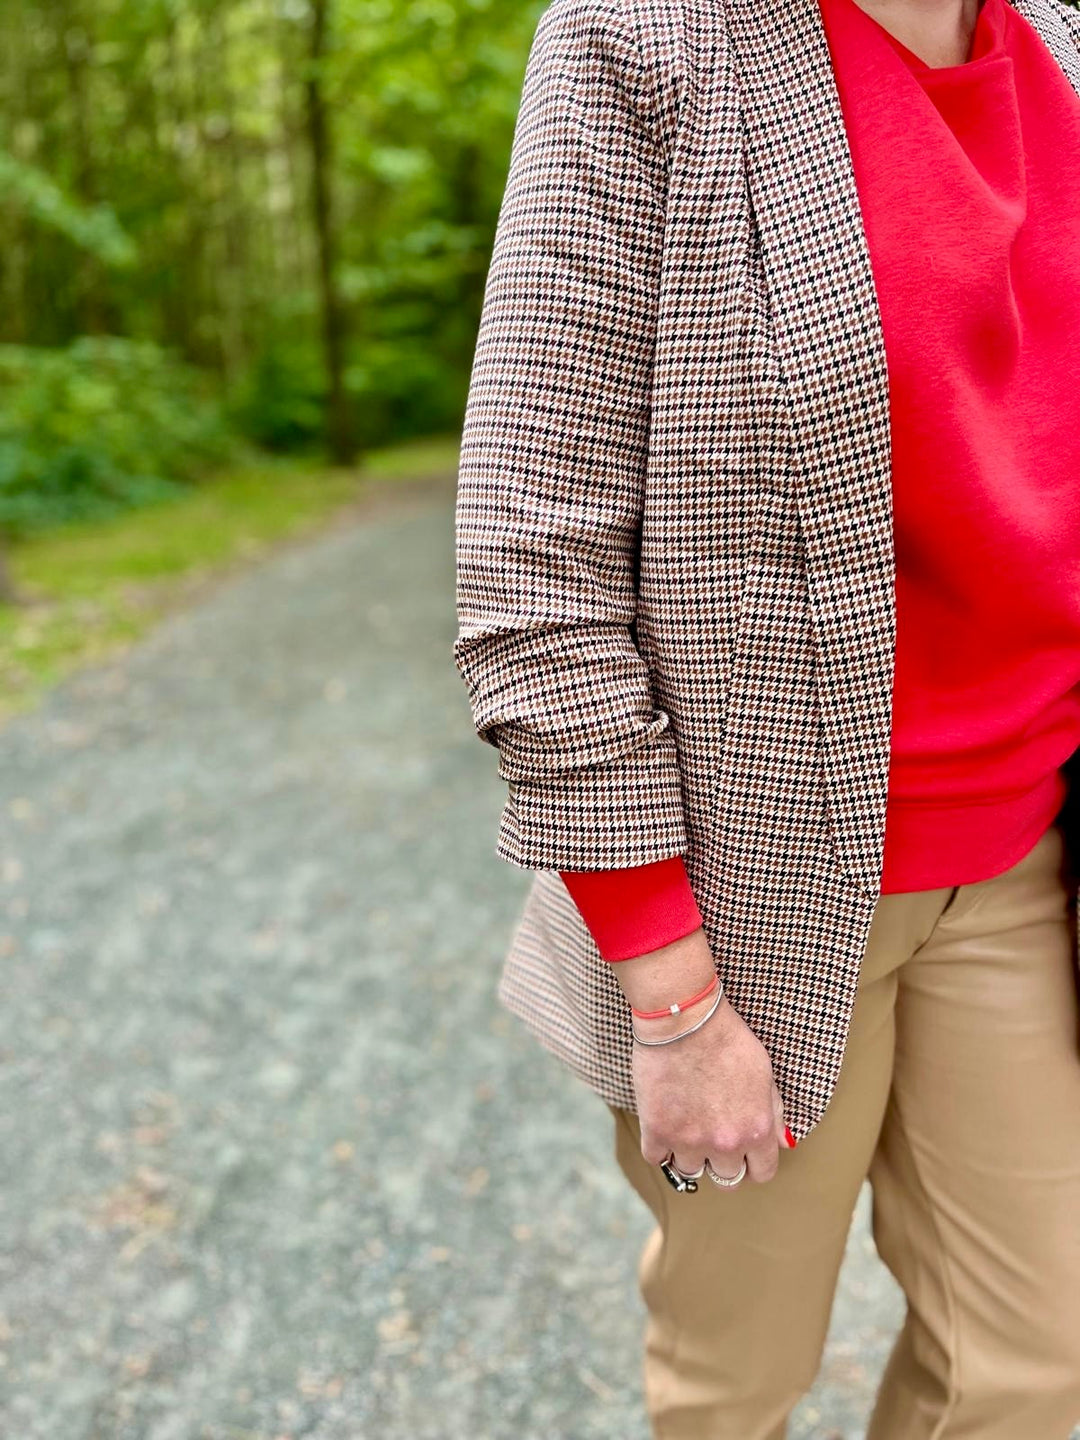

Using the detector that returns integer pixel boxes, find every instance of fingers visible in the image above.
[639,1130,669,1167]
[743,1136,779,1184]
[740,1093,798,1182]
[640,1131,708,1176]
[642,1102,797,1190]
[772,1083,786,1144]
[771,1083,797,1151]
[707,1142,753,1185]
[660,1128,791,1189]
[672,1148,707,1177]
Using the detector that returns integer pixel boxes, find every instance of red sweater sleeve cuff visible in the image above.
[558,855,704,961]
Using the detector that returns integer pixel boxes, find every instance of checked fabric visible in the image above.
[452,0,1080,1139]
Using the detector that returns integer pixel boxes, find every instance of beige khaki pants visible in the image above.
[608,819,1080,1439]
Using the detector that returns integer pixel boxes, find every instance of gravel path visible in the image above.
[1,477,918,1438]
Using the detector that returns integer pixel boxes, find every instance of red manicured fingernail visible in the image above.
[784,1126,797,1149]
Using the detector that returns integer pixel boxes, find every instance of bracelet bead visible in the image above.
[630,973,719,1021]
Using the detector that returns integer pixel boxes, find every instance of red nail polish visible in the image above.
[784,1125,797,1149]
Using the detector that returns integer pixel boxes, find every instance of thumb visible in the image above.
[772,1084,797,1150]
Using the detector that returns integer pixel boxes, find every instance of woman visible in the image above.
[453,0,1080,1431]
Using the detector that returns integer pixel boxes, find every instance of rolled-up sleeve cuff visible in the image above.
[493,738,689,872]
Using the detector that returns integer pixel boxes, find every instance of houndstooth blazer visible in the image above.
[453,0,1080,1138]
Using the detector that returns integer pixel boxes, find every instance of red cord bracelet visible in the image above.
[630,974,719,1021]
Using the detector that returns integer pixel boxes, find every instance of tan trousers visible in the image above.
[608,819,1080,1439]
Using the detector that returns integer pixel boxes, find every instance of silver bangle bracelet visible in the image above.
[631,979,725,1046]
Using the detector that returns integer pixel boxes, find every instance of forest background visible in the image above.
[0,0,545,707]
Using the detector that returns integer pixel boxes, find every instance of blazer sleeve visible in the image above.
[453,0,689,873]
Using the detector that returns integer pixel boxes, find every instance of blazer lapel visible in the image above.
[724,0,895,899]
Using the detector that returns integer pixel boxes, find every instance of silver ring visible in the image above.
[658,1155,701,1194]
[705,1157,748,1189]
[666,1153,706,1181]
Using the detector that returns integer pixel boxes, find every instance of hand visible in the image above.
[618,931,792,1186]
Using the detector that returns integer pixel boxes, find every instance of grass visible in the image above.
[0,433,461,721]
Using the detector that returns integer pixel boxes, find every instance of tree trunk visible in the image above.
[0,540,23,607]
[304,0,355,464]
[62,5,113,333]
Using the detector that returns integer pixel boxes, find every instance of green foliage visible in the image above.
[232,335,328,453]
[0,339,231,534]
[0,0,546,526]
[0,151,136,267]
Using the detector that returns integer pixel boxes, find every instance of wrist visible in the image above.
[632,981,728,1042]
[611,926,717,1013]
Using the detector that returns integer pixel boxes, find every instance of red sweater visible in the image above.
[562,0,1080,960]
